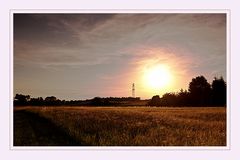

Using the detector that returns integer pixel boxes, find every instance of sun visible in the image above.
[143,64,173,89]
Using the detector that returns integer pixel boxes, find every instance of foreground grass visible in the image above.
[14,106,226,146]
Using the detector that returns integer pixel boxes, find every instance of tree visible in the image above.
[211,76,226,106]
[161,93,178,106]
[188,76,211,106]
[45,96,59,105]
[91,97,103,106]
[29,97,44,106]
[148,95,161,106]
[14,94,30,106]
[177,89,190,106]
[45,96,57,101]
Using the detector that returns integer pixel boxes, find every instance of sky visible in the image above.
[14,13,226,100]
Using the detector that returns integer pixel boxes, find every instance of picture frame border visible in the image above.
[9,9,231,151]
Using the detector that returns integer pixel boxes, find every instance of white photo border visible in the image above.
[10,9,231,151]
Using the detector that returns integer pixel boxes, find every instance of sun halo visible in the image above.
[143,64,173,90]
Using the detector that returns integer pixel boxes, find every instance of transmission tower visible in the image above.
[132,83,135,98]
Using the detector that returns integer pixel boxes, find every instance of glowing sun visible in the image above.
[143,64,173,89]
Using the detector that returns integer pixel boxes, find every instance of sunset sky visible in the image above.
[14,13,226,100]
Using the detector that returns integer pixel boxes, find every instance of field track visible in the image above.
[14,110,82,146]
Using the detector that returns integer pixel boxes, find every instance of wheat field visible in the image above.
[14,106,226,146]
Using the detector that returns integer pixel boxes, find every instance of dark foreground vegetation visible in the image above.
[14,109,82,146]
[14,75,226,107]
[14,106,226,146]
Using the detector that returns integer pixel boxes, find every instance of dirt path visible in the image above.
[14,110,82,146]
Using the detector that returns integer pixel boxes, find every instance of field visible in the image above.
[14,106,226,146]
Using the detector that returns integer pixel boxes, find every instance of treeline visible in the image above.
[148,75,226,107]
[14,75,226,107]
[14,94,141,106]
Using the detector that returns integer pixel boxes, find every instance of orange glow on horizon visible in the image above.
[111,48,190,99]
[130,48,183,99]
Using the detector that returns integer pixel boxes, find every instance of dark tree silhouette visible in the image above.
[161,93,178,106]
[90,97,111,106]
[45,96,57,102]
[14,94,30,106]
[148,95,161,106]
[45,96,61,105]
[13,75,226,107]
[177,89,190,106]
[188,76,211,106]
[29,97,44,106]
[211,76,226,106]
[91,97,104,106]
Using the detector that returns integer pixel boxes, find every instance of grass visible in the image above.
[14,106,226,146]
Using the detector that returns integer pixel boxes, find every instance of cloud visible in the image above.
[14,14,226,99]
[15,14,226,69]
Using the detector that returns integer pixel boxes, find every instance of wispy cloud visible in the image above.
[14,13,226,99]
